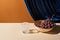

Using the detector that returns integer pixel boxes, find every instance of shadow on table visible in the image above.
[45,25,60,35]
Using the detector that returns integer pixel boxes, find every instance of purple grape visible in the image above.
[37,18,55,29]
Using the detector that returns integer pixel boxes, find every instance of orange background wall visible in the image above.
[0,0,34,22]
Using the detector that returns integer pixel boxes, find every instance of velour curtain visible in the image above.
[24,0,60,22]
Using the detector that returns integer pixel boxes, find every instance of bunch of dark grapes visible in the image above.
[38,18,55,29]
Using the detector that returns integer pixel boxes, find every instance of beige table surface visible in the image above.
[0,22,60,40]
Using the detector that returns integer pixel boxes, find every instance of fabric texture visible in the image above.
[24,0,60,22]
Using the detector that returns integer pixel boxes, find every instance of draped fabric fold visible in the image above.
[24,0,60,22]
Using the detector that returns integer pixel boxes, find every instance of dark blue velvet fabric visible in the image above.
[24,0,60,22]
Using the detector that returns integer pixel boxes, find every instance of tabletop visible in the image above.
[0,22,60,40]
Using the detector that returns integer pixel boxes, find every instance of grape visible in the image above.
[37,18,55,29]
